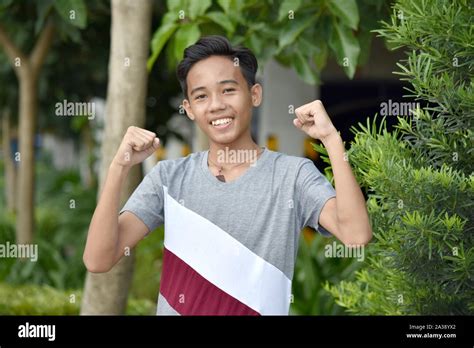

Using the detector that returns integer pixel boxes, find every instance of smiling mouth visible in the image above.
[210,117,234,127]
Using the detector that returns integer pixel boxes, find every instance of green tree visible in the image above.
[325,0,473,314]
[0,60,17,212]
[0,0,87,244]
[148,0,390,81]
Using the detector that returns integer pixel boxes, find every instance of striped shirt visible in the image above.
[120,148,335,315]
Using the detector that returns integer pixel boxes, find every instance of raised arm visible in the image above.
[293,100,372,246]
[83,126,160,273]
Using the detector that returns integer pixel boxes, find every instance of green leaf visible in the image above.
[188,0,211,19]
[217,0,230,13]
[173,23,201,62]
[298,36,320,56]
[166,0,211,20]
[162,11,178,25]
[293,52,318,85]
[55,16,81,42]
[217,0,242,14]
[329,21,360,79]
[296,35,328,72]
[258,41,278,65]
[53,0,87,29]
[278,0,302,21]
[35,0,54,34]
[166,0,186,12]
[231,35,245,45]
[327,0,359,30]
[313,43,328,70]
[245,34,263,56]
[278,15,315,50]
[204,11,235,35]
[165,34,178,72]
[147,23,178,71]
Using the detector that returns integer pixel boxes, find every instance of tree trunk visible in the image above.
[16,72,37,245]
[0,21,55,245]
[1,108,16,212]
[80,0,153,315]
[79,124,94,189]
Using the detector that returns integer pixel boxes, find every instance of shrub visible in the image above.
[325,0,473,315]
[0,282,155,315]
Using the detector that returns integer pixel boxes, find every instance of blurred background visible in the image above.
[0,0,472,315]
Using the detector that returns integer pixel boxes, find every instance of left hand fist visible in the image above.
[293,100,338,142]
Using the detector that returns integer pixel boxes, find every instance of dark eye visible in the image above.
[223,88,236,94]
[195,94,206,100]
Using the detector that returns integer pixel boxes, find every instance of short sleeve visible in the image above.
[119,164,164,233]
[295,160,336,236]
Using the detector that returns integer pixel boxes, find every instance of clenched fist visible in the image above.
[112,126,160,168]
[293,100,338,142]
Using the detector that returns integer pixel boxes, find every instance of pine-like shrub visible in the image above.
[325,0,473,315]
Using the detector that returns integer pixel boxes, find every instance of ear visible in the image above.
[250,83,263,107]
[183,99,195,121]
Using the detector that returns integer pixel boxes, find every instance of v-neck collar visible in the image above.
[200,147,269,189]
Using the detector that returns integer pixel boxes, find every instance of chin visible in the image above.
[209,133,240,145]
[204,126,241,145]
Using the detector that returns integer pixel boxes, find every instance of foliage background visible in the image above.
[324,0,473,315]
[0,0,471,315]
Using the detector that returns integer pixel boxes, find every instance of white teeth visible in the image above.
[212,118,233,126]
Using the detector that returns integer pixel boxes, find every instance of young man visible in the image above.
[83,35,372,315]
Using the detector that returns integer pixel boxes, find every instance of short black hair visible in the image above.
[177,35,258,99]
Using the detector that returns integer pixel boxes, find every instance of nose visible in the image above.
[208,93,226,113]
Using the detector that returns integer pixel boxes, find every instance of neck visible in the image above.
[208,134,260,166]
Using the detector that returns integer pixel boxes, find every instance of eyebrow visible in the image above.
[190,79,239,95]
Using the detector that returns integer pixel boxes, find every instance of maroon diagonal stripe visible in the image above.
[160,247,260,315]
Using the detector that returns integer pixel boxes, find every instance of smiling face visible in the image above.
[183,55,262,146]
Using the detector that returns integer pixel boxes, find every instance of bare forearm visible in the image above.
[292,99,371,244]
[322,132,372,243]
[83,162,129,272]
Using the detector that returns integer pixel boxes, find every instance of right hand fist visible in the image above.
[112,126,160,167]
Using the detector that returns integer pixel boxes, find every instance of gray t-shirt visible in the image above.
[120,148,335,315]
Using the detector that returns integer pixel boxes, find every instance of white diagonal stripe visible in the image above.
[163,186,292,315]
